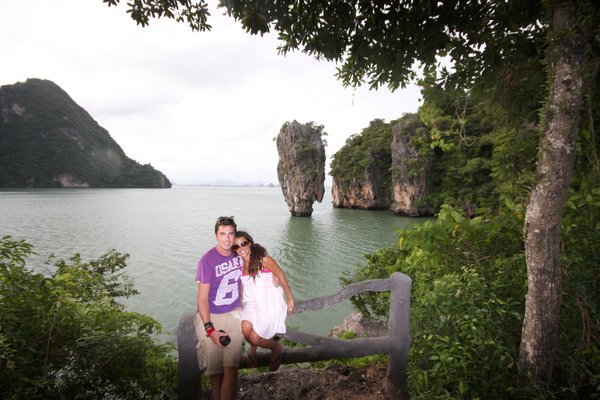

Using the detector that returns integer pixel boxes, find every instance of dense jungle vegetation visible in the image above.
[340,77,600,398]
[0,237,177,399]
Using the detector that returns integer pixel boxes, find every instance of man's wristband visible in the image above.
[204,321,215,337]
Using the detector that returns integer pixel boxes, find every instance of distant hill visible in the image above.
[0,79,171,188]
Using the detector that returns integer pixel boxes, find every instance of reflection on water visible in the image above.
[0,186,421,338]
[276,216,328,293]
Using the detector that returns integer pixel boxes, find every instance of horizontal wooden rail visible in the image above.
[177,272,411,400]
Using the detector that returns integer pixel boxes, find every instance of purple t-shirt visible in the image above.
[196,247,243,314]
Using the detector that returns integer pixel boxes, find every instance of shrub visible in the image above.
[0,236,177,399]
[342,204,599,398]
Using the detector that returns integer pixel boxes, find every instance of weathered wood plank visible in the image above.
[386,272,411,400]
[280,330,344,346]
[239,336,391,368]
[294,278,392,313]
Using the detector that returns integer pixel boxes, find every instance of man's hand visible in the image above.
[209,329,229,349]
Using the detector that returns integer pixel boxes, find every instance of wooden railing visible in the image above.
[177,272,412,400]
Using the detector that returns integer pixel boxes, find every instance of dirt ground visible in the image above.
[238,363,389,399]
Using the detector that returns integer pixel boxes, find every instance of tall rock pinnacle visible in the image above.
[276,121,326,217]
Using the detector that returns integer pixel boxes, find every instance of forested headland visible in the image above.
[0,79,171,188]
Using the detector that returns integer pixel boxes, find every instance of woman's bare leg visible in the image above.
[241,320,283,369]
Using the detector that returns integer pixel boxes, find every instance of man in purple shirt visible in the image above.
[195,216,243,400]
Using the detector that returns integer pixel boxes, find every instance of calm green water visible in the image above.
[0,186,418,339]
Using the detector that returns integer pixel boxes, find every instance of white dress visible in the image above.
[241,268,287,339]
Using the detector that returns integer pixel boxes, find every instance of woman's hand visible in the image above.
[287,299,295,315]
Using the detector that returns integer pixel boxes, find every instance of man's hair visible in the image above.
[214,216,236,233]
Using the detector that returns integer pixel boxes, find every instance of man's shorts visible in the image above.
[194,309,243,376]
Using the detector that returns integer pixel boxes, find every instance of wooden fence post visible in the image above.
[177,312,201,400]
[386,272,412,399]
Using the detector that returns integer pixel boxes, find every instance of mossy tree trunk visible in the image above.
[519,2,586,383]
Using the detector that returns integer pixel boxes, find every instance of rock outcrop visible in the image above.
[330,119,392,210]
[0,78,171,188]
[389,114,433,216]
[331,163,391,210]
[276,121,326,216]
[329,312,387,338]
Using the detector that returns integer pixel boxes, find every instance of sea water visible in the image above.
[0,186,419,339]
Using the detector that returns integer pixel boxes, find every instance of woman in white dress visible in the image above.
[233,231,295,371]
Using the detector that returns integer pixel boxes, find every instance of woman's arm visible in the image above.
[263,255,295,313]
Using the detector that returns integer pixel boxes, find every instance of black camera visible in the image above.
[218,330,231,346]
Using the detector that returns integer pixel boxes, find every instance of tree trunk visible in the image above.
[519,3,586,383]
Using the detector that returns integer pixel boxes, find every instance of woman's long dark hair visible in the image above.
[235,231,268,278]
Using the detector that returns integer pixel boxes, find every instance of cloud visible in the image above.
[1,0,422,185]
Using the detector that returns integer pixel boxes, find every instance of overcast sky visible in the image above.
[1,0,422,185]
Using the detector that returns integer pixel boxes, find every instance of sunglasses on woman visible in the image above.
[232,241,249,251]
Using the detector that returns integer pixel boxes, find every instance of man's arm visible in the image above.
[197,282,226,348]
[197,282,211,325]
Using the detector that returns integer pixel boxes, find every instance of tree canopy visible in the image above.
[105,0,550,92]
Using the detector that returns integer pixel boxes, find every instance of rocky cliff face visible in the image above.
[0,78,171,188]
[389,114,433,216]
[276,121,326,216]
[331,161,391,209]
[329,119,392,210]
[329,115,434,215]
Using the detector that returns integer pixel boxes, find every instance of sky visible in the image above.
[1,0,422,186]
